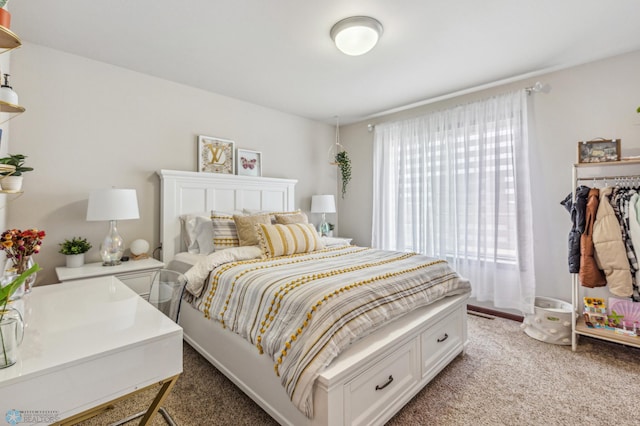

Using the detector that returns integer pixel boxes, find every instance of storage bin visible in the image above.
[521,297,573,345]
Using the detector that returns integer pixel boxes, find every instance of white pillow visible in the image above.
[179,213,211,253]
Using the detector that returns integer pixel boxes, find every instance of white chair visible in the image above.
[112,269,187,426]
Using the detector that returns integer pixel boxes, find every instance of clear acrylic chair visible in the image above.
[147,269,189,323]
[112,269,187,426]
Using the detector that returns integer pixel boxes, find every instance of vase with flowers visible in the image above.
[1,228,45,295]
[0,263,40,368]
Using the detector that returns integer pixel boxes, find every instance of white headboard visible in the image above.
[157,169,297,263]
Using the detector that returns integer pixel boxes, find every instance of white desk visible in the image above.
[0,276,183,425]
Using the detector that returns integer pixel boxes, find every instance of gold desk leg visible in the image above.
[138,374,180,425]
[53,374,181,426]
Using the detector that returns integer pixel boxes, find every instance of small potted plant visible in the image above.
[0,154,34,192]
[59,237,92,268]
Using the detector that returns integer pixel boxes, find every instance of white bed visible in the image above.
[157,169,470,426]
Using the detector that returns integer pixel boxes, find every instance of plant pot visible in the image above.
[0,8,11,30]
[65,253,85,268]
[0,176,22,192]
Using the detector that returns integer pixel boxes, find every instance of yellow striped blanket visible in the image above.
[188,245,471,417]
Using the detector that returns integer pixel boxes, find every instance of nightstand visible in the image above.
[55,258,165,298]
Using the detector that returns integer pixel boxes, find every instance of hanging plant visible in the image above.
[335,150,351,198]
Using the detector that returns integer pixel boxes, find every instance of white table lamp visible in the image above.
[311,195,336,236]
[87,188,140,266]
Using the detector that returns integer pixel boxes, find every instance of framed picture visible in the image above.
[197,135,235,174]
[577,139,621,164]
[236,149,262,177]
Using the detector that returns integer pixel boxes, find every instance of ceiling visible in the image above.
[9,1,640,124]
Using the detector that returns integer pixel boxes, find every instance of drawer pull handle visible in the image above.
[375,375,394,391]
[437,333,449,343]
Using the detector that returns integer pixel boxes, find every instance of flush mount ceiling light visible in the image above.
[330,16,383,56]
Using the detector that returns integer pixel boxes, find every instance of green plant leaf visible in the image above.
[0,263,41,305]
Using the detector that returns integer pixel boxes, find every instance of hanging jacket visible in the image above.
[560,186,590,273]
[592,187,633,297]
[627,193,640,301]
[579,188,606,287]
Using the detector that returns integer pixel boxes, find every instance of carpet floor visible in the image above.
[79,313,640,425]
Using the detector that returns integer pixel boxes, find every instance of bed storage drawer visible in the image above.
[420,307,464,377]
[344,338,420,426]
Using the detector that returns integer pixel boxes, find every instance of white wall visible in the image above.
[339,49,640,311]
[9,43,337,285]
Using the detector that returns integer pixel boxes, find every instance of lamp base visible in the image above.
[100,220,125,267]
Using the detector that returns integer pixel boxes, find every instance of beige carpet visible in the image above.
[79,313,640,426]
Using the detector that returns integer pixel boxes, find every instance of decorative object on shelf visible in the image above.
[327,223,335,237]
[0,263,40,369]
[577,138,621,164]
[330,16,383,56]
[0,154,33,192]
[1,228,45,294]
[0,73,17,105]
[236,149,262,177]
[58,236,92,268]
[86,188,140,266]
[0,0,11,30]
[197,135,235,174]
[311,195,336,237]
[130,238,150,260]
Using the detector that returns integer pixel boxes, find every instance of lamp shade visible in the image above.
[86,189,140,221]
[311,195,336,214]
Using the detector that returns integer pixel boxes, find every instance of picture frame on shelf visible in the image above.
[577,139,621,164]
[197,135,235,174]
[236,149,262,177]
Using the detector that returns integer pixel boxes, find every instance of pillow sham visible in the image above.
[242,208,302,224]
[256,223,324,258]
[233,213,272,246]
[274,211,308,224]
[179,212,212,254]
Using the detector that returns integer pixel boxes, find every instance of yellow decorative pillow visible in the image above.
[274,212,308,224]
[256,223,324,258]
[233,213,272,246]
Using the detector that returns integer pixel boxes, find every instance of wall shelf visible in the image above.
[0,25,20,52]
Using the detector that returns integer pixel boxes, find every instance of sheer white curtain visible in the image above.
[372,90,535,314]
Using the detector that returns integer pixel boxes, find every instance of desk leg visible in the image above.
[138,374,180,425]
[54,374,181,426]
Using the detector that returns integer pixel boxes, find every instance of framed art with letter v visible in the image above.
[197,135,235,174]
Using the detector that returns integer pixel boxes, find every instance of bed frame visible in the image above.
[157,169,469,426]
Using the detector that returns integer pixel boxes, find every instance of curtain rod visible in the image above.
[576,175,640,181]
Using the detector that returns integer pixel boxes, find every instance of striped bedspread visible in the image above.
[189,245,471,417]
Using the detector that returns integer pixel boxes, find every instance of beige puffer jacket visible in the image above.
[592,187,632,297]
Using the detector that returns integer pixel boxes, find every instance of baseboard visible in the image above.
[467,304,524,322]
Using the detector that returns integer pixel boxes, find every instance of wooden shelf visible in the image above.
[575,317,640,349]
[0,99,24,114]
[0,25,21,52]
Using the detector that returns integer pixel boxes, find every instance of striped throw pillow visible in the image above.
[256,223,324,258]
[211,212,240,251]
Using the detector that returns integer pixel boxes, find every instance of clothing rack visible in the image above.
[570,163,640,351]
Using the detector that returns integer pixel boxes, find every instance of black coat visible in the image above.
[561,186,590,273]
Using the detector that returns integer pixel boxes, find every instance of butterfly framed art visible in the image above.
[236,149,262,177]
[197,135,235,174]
